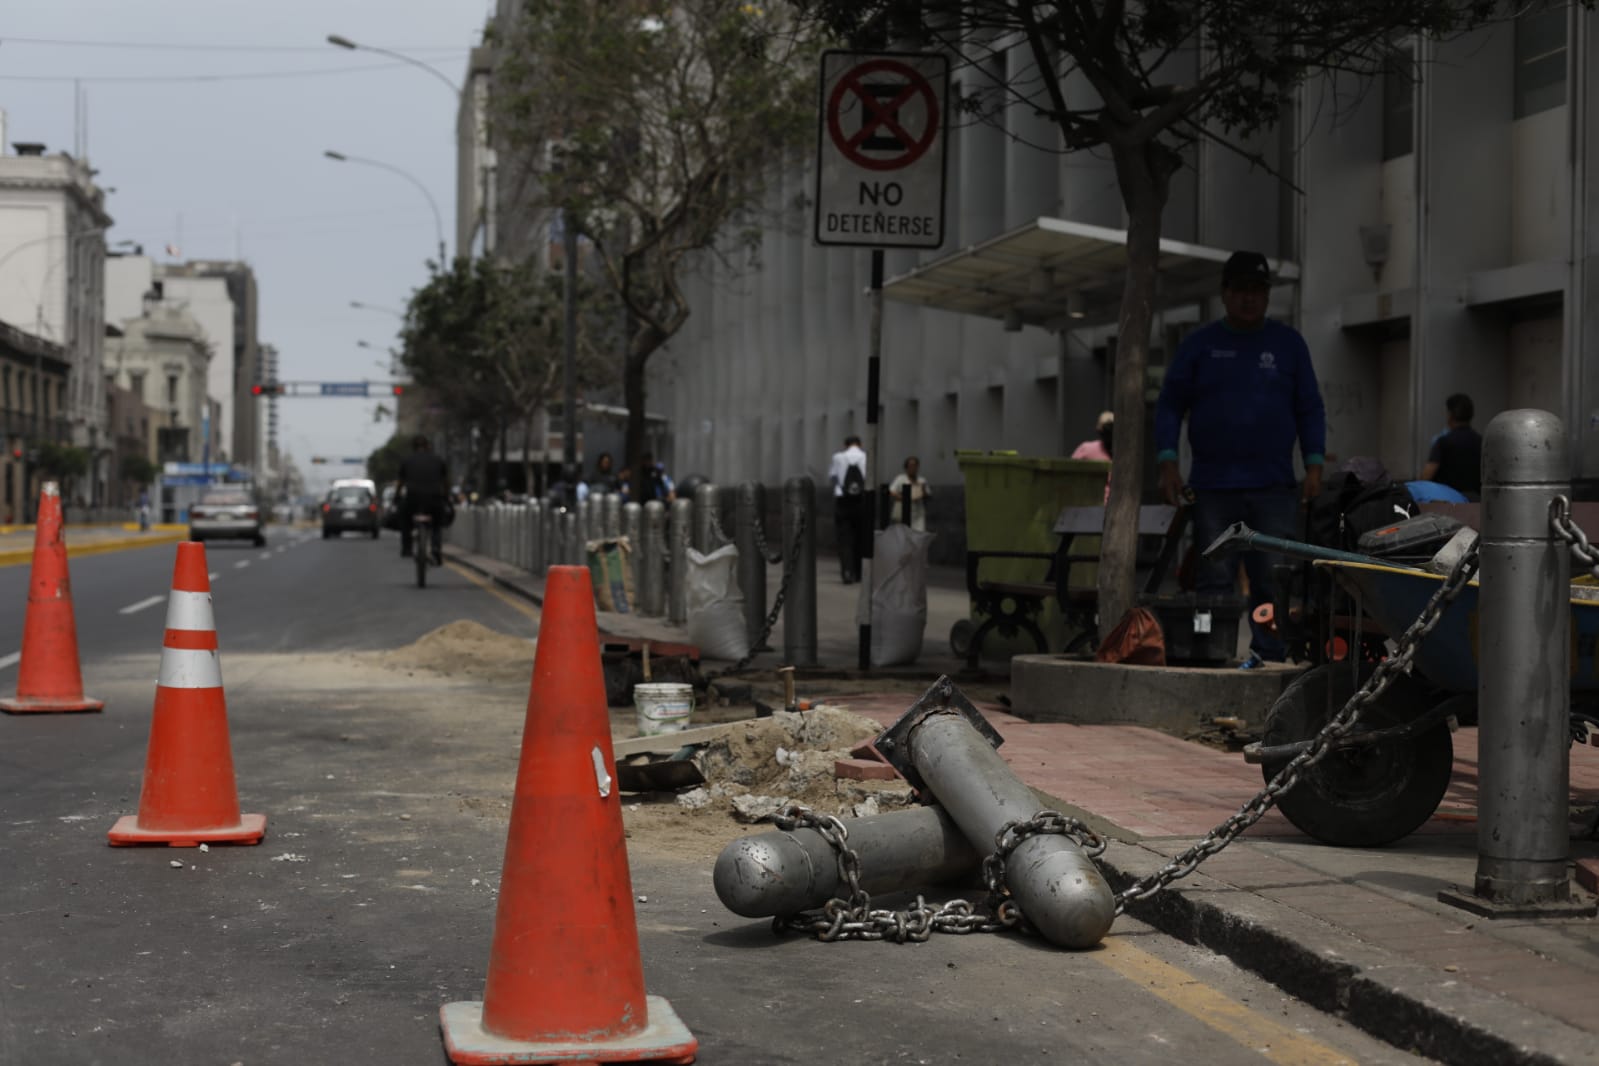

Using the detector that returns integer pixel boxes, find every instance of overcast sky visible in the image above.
[2,0,490,493]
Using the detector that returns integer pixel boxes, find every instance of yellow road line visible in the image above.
[1095,937,1356,1065]
[0,532,186,569]
[444,561,540,623]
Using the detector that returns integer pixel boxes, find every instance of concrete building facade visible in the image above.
[0,140,113,494]
[653,6,1599,505]
[105,304,210,468]
[0,319,71,523]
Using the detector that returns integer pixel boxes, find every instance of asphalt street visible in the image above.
[0,526,1435,1065]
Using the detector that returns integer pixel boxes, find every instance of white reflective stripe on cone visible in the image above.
[164,590,215,633]
[158,647,223,689]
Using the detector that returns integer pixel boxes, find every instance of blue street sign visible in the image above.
[320,383,370,397]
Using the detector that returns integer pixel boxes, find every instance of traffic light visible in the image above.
[391,385,405,396]
[251,383,284,397]
[310,457,328,465]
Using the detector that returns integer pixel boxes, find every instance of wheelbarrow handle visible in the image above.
[1202,522,1377,566]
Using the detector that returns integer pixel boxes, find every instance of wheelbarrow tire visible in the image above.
[1260,663,1453,848]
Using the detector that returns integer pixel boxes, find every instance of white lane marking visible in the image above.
[234,560,250,570]
[257,552,272,561]
[0,652,19,671]
[208,571,220,581]
[118,595,167,616]
[274,546,287,554]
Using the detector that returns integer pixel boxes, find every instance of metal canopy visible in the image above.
[882,216,1300,332]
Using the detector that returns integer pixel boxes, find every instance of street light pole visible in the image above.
[323,150,448,270]
[326,34,462,103]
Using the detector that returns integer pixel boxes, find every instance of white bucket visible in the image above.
[633,682,695,736]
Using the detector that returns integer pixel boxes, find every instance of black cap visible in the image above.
[1222,251,1272,288]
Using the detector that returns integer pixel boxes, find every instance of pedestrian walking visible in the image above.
[590,452,620,495]
[829,434,868,584]
[887,456,931,532]
[1071,411,1114,462]
[1419,393,1483,499]
[1155,250,1326,667]
[136,488,152,532]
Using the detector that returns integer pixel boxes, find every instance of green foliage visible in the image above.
[366,433,409,488]
[490,0,821,359]
[35,442,89,482]
[118,452,159,487]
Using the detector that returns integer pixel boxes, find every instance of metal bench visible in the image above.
[962,504,1184,671]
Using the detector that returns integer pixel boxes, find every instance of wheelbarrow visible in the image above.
[1204,521,1599,847]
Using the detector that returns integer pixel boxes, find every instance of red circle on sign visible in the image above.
[826,58,939,172]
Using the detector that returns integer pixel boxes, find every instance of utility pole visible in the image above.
[562,213,579,508]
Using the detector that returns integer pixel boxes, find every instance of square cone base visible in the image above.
[439,996,697,1065]
[0,695,104,714]
[107,813,267,848]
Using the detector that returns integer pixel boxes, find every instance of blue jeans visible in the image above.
[1189,487,1299,661]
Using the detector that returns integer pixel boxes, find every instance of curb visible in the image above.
[1100,844,1598,1066]
[0,531,187,569]
[444,547,546,607]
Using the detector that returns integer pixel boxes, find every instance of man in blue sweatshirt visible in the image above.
[1155,251,1326,665]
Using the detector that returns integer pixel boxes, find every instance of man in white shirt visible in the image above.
[828,435,868,584]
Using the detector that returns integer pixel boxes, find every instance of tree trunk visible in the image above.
[1096,139,1175,640]
[623,352,648,502]
[521,411,535,496]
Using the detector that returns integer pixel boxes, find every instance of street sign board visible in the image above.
[814,50,949,249]
[320,383,370,397]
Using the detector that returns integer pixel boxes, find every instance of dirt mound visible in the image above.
[378,620,536,683]
[669,705,913,823]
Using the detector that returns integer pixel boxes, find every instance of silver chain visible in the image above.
[750,513,786,566]
[704,512,806,680]
[1550,495,1599,580]
[770,537,1481,938]
[771,805,1107,942]
[1114,536,1480,910]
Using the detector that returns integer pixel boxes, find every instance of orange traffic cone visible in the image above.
[107,542,265,847]
[1,482,103,713]
[439,566,697,1065]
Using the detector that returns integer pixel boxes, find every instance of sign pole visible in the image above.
[859,248,884,670]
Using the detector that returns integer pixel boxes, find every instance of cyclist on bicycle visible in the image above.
[397,434,449,564]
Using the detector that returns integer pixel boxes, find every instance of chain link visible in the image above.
[750,513,786,566]
[1113,537,1480,911]
[1550,495,1599,580]
[703,512,807,681]
[770,805,1104,941]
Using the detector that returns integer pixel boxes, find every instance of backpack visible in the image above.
[1307,471,1417,552]
[842,462,866,497]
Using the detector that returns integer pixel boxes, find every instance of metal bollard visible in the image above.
[692,482,721,553]
[1447,409,1585,915]
[603,492,623,540]
[734,483,768,650]
[528,499,544,573]
[622,501,643,593]
[640,501,667,616]
[541,499,558,575]
[577,497,594,553]
[560,510,580,568]
[713,805,978,918]
[782,476,818,666]
[876,680,1116,949]
[668,497,693,624]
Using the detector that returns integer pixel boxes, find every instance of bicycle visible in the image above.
[412,513,435,588]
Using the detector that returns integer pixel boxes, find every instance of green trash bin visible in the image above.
[954,451,1110,660]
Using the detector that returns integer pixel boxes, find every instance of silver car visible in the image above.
[189,488,266,546]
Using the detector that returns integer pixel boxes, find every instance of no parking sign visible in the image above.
[814,50,949,249]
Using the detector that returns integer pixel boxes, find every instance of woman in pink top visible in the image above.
[1071,411,1114,501]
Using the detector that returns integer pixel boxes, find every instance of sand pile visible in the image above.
[378,620,536,683]
[670,705,914,823]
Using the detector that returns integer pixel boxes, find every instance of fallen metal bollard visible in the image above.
[875,679,1116,948]
[713,805,977,918]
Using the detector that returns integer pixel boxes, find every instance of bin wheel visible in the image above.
[949,619,974,658]
[1260,663,1453,847]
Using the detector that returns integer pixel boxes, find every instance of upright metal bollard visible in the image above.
[1445,409,1586,916]
[560,510,580,568]
[640,500,667,616]
[782,476,818,666]
[528,499,544,573]
[734,483,768,650]
[603,492,623,540]
[668,497,693,624]
[622,500,643,593]
[692,483,721,553]
[877,680,1117,948]
[541,499,558,575]
[576,497,594,553]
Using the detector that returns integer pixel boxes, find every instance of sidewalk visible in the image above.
[0,523,186,567]
[447,541,1599,1065]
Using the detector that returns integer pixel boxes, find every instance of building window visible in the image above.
[1515,1,1567,118]
[167,374,179,407]
[2,366,9,409]
[1381,45,1414,161]
[130,371,145,402]
[57,382,65,412]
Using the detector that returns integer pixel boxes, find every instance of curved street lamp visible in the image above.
[323,150,447,270]
[326,34,462,102]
